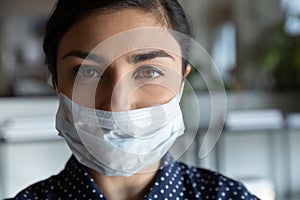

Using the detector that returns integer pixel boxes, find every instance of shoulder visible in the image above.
[4,174,63,200]
[4,156,96,200]
[175,162,259,199]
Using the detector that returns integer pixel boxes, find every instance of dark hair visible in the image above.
[43,0,192,85]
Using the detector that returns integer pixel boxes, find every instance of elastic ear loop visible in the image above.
[178,81,185,101]
[47,73,60,96]
[47,71,54,87]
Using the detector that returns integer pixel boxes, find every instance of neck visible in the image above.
[88,161,160,200]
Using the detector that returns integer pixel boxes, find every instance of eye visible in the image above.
[135,66,164,79]
[74,65,102,79]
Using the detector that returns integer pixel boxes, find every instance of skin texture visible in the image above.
[56,8,190,200]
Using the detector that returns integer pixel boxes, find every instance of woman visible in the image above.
[7,0,258,199]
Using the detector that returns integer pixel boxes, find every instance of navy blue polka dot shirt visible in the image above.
[6,156,259,200]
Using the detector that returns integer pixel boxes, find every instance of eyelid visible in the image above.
[73,64,102,72]
[134,65,165,78]
[73,64,103,77]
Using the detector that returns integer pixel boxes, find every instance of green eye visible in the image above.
[136,66,164,79]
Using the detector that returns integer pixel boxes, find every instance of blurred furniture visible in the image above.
[179,92,300,200]
[0,97,71,199]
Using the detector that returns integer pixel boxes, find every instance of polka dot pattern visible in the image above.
[6,156,259,200]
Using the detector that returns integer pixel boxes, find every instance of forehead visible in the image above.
[58,8,166,54]
[57,8,182,63]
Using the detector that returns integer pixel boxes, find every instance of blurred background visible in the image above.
[0,0,299,199]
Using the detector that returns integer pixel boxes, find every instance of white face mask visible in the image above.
[56,85,185,177]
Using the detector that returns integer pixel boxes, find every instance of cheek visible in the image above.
[55,57,183,109]
[57,73,100,107]
[56,62,82,102]
[57,68,73,96]
[131,84,179,109]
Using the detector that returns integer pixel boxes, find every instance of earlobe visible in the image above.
[184,64,192,77]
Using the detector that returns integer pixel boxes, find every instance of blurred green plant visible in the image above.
[261,15,300,90]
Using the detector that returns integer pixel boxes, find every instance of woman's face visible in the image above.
[56,8,189,111]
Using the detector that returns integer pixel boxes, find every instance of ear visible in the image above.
[184,64,192,77]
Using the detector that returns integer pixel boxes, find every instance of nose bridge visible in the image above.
[110,75,131,111]
[99,65,132,112]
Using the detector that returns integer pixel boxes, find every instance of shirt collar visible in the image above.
[65,153,178,199]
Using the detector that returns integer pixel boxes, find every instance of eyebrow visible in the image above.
[62,50,107,64]
[128,50,175,64]
[62,49,175,64]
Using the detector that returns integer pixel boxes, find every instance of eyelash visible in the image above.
[134,66,165,80]
[72,65,164,82]
[73,65,102,79]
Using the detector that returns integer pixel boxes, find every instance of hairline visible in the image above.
[44,1,190,86]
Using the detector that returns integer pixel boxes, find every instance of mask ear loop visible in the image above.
[46,72,54,88]
[178,81,185,101]
[47,73,60,96]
